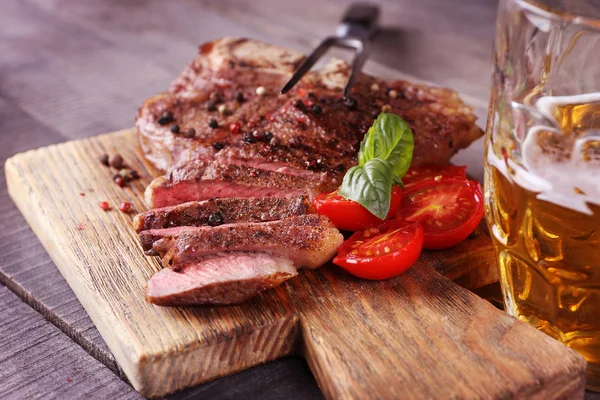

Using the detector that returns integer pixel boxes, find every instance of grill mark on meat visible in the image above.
[145,252,297,306]
[145,160,328,208]
[133,196,312,232]
[139,215,343,270]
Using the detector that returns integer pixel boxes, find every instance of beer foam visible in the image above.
[491,93,600,215]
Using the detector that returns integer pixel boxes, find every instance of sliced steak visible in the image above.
[139,214,343,270]
[137,38,483,179]
[146,252,297,306]
[145,160,328,208]
[133,196,312,232]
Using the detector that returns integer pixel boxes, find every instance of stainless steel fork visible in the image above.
[280,3,380,99]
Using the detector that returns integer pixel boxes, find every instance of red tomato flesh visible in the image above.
[312,186,403,231]
[402,164,467,187]
[398,177,484,250]
[333,219,424,280]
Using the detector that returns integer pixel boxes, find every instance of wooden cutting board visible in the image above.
[5,129,586,399]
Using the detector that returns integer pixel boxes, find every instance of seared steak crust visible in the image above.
[145,160,327,208]
[133,196,312,232]
[137,38,483,183]
[139,215,343,269]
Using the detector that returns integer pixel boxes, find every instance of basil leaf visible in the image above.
[358,113,414,179]
[338,158,394,220]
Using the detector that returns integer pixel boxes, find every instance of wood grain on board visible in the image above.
[5,129,585,398]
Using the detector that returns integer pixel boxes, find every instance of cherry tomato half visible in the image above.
[397,177,484,250]
[402,164,467,187]
[333,219,424,280]
[312,186,403,231]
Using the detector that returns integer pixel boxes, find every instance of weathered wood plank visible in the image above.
[0,285,137,399]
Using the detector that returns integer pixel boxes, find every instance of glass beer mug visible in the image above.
[485,0,600,390]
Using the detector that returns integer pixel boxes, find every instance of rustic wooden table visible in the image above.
[0,0,597,399]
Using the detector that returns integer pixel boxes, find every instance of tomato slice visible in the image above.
[312,186,403,231]
[402,165,467,187]
[333,220,424,280]
[397,177,484,250]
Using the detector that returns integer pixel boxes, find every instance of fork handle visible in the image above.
[337,3,380,39]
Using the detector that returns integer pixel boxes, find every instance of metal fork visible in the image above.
[280,3,380,99]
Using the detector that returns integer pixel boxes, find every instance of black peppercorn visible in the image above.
[311,104,322,114]
[213,142,225,150]
[208,119,219,129]
[243,133,257,143]
[170,124,180,134]
[371,110,380,119]
[336,164,346,173]
[235,92,245,103]
[344,97,357,110]
[99,154,109,167]
[228,60,235,68]
[129,169,140,180]
[157,111,174,125]
[294,99,305,110]
[264,132,273,141]
[206,101,217,112]
[183,128,196,138]
[448,139,454,149]
[208,212,225,226]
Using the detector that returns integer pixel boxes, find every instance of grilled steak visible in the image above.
[133,196,312,232]
[137,38,483,207]
[145,160,327,208]
[146,252,297,306]
[139,214,343,270]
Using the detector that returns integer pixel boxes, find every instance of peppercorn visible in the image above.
[228,60,235,68]
[118,169,130,179]
[208,212,224,226]
[206,101,217,112]
[213,142,225,150]
[170,124,180,134]
[99,154,109,167]
[312,104,322,114]
[229,122,241,134]
[264,132,273,141]
[243,132,257,143]
[208,119,219,129]
[114,177,126,187]
[336,164,346,173]
[344,97,357,110]
[129,169,140,179]
[119,202,132,213]
[371,110,380,119]
[294,99,305,110]
[108,154,125,169]
[217,104,228,114]
[157,111,174,125]
[181,128,194,138]
[235,92,245,103]
[98,201,110,211]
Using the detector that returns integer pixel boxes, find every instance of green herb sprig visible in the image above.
[338,113,414,219]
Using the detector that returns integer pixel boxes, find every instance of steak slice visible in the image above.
[133,196,312,232]
[145,160,328,208]
[139,214,343,270]
[137,38,483,179]
[146,252,297,306]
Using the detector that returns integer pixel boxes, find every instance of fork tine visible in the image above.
[280,37,337,94]
[343,43,369,99]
